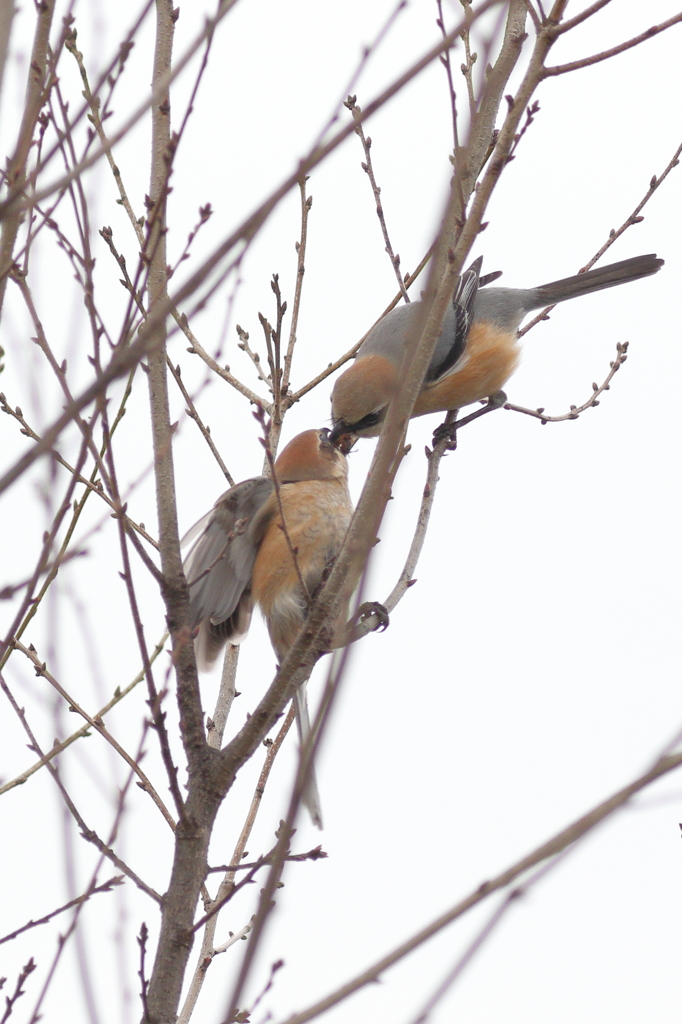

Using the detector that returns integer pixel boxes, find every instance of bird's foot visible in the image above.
[432,392,507,449]
[431,410,459,448]
[432,420,458,448]
[454,390,507,431]
[357,601,389,633]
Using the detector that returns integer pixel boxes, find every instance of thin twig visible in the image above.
[307,0,409,152]
[259,273,287,422]
[0,960,37,1024]
[278,750,682,1024]
[21,109,51,277]
[0,877,124,946]
[48,65,105,373]
[545,12,682,75]
[519,140,681,339]
[520,0,541,31]
[65,26,145,245]
[384,424,455,612]
[1,429,94,671]
[138,923,150,1023]
[459,0,478,117]
[0,391,158,548]
[0,549,87,599]
[0,632,166,796]
[505,99,540,163]
[166,358,235,486]
[177,705,297,1024]
[11,270,116,493]
[555,0,637,36]
[282,177,312,393]
[207,846,327,874]
[408,839,580,1024]
[290,249,433,403]
[345,96,410,302]
[236,323,271,387]
[587,145,682,268]
[186,317,268,408]
[212,920,253,956]
[168,204,213,279]
[192,711,298,932]
[505,341,628,424]
[245,959,285,1020]
[436,0,461,152]
[0,672,162,903]
[407,893,518,1024]
[11,638,177,830]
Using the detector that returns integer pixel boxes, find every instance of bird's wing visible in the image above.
[426,255,483,382]
[183,476,275,626]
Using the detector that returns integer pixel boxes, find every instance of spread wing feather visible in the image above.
[183,477,275,627]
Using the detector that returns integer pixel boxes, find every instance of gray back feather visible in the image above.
[358,254,663,382]
[472,287,537,333]
[359,301,469,380]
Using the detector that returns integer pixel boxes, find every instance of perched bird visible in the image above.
[329,253,664,440]
[182,428,353,827]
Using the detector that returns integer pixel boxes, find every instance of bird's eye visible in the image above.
[354,409,384,431]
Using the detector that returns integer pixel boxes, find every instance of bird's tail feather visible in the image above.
[533,254,663,306]
[294,683,323,830]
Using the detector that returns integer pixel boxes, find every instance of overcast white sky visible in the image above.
[1,2,681,1022]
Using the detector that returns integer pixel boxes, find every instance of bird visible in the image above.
[182,428,354,828]
[329,253,664,440]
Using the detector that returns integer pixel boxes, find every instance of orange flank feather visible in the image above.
[414,323,519,416]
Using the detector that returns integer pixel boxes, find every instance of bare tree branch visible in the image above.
[11,637,177,829]
[518,139,682,339]
[0,672,162,904]
[0,877,124,947]
[0,0,57,315]
[281,178,312,393]
[177,706,297,1024]
[0,0,504,499]
[346,96,410,302]
[0,633,167,797]
[505,340,628,423]
[278,751,682,1024]
[545,12,682,75]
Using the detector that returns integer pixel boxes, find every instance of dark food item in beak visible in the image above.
[331,430,356,455]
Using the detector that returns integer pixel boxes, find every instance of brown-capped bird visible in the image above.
[182,429,353,827]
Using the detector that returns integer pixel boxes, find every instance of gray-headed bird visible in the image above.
[330,254,663,440]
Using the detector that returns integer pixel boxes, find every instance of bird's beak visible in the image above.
[329,423,357,454]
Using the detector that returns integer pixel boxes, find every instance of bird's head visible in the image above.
[329,354,398,441]
[274,428,348,483]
